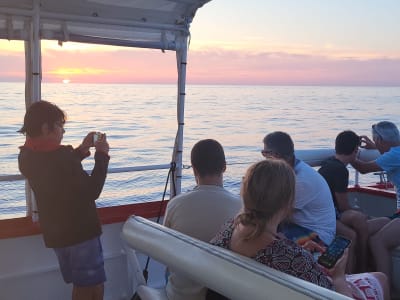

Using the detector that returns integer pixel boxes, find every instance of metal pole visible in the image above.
[23,0,41,222]
[171,35,188,197]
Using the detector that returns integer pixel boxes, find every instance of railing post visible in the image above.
[23,0,41,222]
[171,33,188,197]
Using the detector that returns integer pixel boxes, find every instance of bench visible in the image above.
[122,216,350,300]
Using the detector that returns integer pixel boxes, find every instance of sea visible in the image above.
[1,82,400,219]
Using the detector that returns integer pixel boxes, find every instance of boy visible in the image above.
[18,100,109,300]
[318,130,369,272]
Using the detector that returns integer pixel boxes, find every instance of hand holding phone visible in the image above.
[93,132,104,144]
[94,132,109,155]
[317,236,351,269]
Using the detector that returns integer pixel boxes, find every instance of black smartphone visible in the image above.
[317,236,351,269]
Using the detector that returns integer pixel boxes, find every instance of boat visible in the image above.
[0,1,399,299]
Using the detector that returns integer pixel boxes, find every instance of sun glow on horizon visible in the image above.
[49,67,108,76]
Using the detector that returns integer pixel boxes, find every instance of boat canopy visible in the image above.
[0,0,210,50]
[0,0,212,220]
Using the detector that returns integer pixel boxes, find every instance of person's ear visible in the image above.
[222,163,227,173]
[41,123,50,136]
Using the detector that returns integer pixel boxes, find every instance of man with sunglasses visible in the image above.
[262,131,336,248]
[351,121,400,285]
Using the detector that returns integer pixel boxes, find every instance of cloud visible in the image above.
[42,48,177,83]
[186,49,400,86]
[0,52,25,81]
[0,46,399,86]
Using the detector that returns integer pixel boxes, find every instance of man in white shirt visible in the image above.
[262,131,336,246]
[163,139,241,300]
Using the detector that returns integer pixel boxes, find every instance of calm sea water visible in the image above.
[1,82,399,219]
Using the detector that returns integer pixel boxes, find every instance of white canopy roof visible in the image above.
[0,0,211,50]
[0,1,213,202]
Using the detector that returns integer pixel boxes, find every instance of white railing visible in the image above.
[0,148,383,184]
[0,163,173,182]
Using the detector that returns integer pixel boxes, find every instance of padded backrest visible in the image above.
[295,148,380,167]
[122,216,350,300]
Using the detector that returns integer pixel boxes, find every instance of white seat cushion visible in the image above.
[137,285,168,300]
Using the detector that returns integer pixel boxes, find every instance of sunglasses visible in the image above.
[372,124,383,141]
[261,149,280,157]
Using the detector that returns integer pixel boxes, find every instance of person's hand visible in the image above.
[324,248,348,280]
[78,132,96,155]
[325,249,353,298]
[302,240,326,254]
[95,133,109,155]
[359,135,376,149]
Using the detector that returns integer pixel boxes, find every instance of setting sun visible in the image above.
[62,79,71,84]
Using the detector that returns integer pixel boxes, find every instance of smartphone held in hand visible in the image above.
[93,132,104,144]
[317,236,351,269]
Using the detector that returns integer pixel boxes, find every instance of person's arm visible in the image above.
[351,159,382,174]
[68,134,110,201]
[335,192,351,211]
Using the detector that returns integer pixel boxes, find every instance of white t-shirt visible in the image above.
[293,160,336,245]
[163,185,241,300]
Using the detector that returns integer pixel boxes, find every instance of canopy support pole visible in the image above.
[171,34,189,197]
[24,0,41,222]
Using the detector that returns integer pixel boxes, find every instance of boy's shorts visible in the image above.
[53,236,106,287]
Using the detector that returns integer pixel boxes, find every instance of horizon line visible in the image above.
[0,80,399,88]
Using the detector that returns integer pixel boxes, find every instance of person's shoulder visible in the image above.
[319,157,345,173]
[166,187,200,207]
[56,145,75,155]
[219,187,241,200]
[296,160,319,178]
[320,156,340,167]
[210,218,235,246]
[376,146,400,164]
[387,146,400,156]
[296,159,316,171]
[167,190,190,205]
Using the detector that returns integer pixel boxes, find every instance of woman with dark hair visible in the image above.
[209,159,389,299]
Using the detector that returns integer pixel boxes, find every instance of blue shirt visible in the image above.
[376,145,400,210]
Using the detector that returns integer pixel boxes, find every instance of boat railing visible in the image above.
[0,163,173,182]
[0,148,387,186]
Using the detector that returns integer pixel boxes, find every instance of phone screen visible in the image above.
[317,236,351,269]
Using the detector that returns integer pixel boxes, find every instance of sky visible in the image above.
[1,0,400,86]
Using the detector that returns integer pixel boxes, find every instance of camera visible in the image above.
[93,132,104,144]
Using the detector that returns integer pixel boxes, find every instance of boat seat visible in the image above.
[136,285,168,300]
[122,215,350,300]
[123,242,168,300]
[392,246,400,292]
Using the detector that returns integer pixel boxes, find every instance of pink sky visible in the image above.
[0,1,399,86]
[1,45,399,86]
